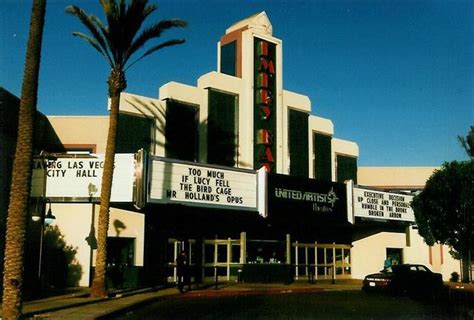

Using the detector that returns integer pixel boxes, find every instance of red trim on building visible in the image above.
[440,244,444,265]
[220,26,247,78]
[429,246,433,265]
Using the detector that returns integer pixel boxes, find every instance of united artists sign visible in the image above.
[267,173,348,223]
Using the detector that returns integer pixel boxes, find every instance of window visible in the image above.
[117,113,153,153]
[336,155,357,183]
[165,100,199,162]
[207,89,238,167]
[63,144,96,154]
[417,265,429,272]
[220,41,236,76]
[313,133,332,181]
[288,109,308,177]
[386,248,403,265]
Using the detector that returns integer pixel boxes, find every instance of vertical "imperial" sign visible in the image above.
[254,38,276,172]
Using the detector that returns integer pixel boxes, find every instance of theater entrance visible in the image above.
[165,233,352,284]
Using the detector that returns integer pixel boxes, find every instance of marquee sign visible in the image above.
[254,38,277,172]
[353,187,415,222]
[148,157,258,211]
[31,154,135,202]
[267,174,348,223]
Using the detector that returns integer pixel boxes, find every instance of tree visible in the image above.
[458,126,474,159]
[66,0,186,297]
[412,160,473,283]
[2,0,46,318]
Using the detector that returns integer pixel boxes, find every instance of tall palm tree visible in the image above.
[66,0,186,297]
[2,0,46,318]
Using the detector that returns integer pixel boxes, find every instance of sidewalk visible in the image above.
[0,279,362,319]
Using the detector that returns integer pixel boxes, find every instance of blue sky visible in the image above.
[1,0,472,166]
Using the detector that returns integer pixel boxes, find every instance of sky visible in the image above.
[1,0,472,166]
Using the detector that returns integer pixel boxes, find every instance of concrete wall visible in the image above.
[47,116,109,153]
[352,227,460,281]
[358,167,437,189]
[52,203,144,287]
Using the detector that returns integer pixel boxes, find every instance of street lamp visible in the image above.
[32,197,56,288]
[44,199,56,225]
[30,150,57,293]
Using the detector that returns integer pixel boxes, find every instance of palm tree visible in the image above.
[66,0,186,297]
[2,0,46,318]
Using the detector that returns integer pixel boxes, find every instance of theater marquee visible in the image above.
[353,187,415,222]
[254,38,277,172]
[267,173,348,224]
[31,154,135,202]
[148,157,259,211]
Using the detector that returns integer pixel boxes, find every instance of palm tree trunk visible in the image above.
[2,0,46,318]
[90,68,125,298]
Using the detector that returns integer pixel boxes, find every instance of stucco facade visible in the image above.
[47,116,109,154]
[352,228,459,281]
[358,166,438,190]
[5,12,460,289]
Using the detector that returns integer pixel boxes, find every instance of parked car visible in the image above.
[362,264,444,297]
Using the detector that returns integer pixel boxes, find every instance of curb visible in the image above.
[19,288,159,318]
[21,297,107,319]
[94,293,180,320]
[177,286,326,298]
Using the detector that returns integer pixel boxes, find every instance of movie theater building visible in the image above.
[20,12,460,287]
[352,168,460,281]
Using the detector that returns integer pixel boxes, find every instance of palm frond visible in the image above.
[125,19,187,63]
[143,3,157,18]
[117,0,148,64]
[69,0,186,71]
[66,5,113,66]
[99,0,122,64]
[91,14,118,66]
[72,32,113,67]
[126,39,185,71]
[114,0,157,68]
[127,1,155,38]
[99,0,117,18]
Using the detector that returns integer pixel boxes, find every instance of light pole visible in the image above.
[86,183,98,286]
[31,150,57,291]
[32,197,56,287]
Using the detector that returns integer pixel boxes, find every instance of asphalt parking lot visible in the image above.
[117,289,473,320]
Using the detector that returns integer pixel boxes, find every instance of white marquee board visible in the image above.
[353,187,415,222]
[31,154,134,202]
[149,158,258,211]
